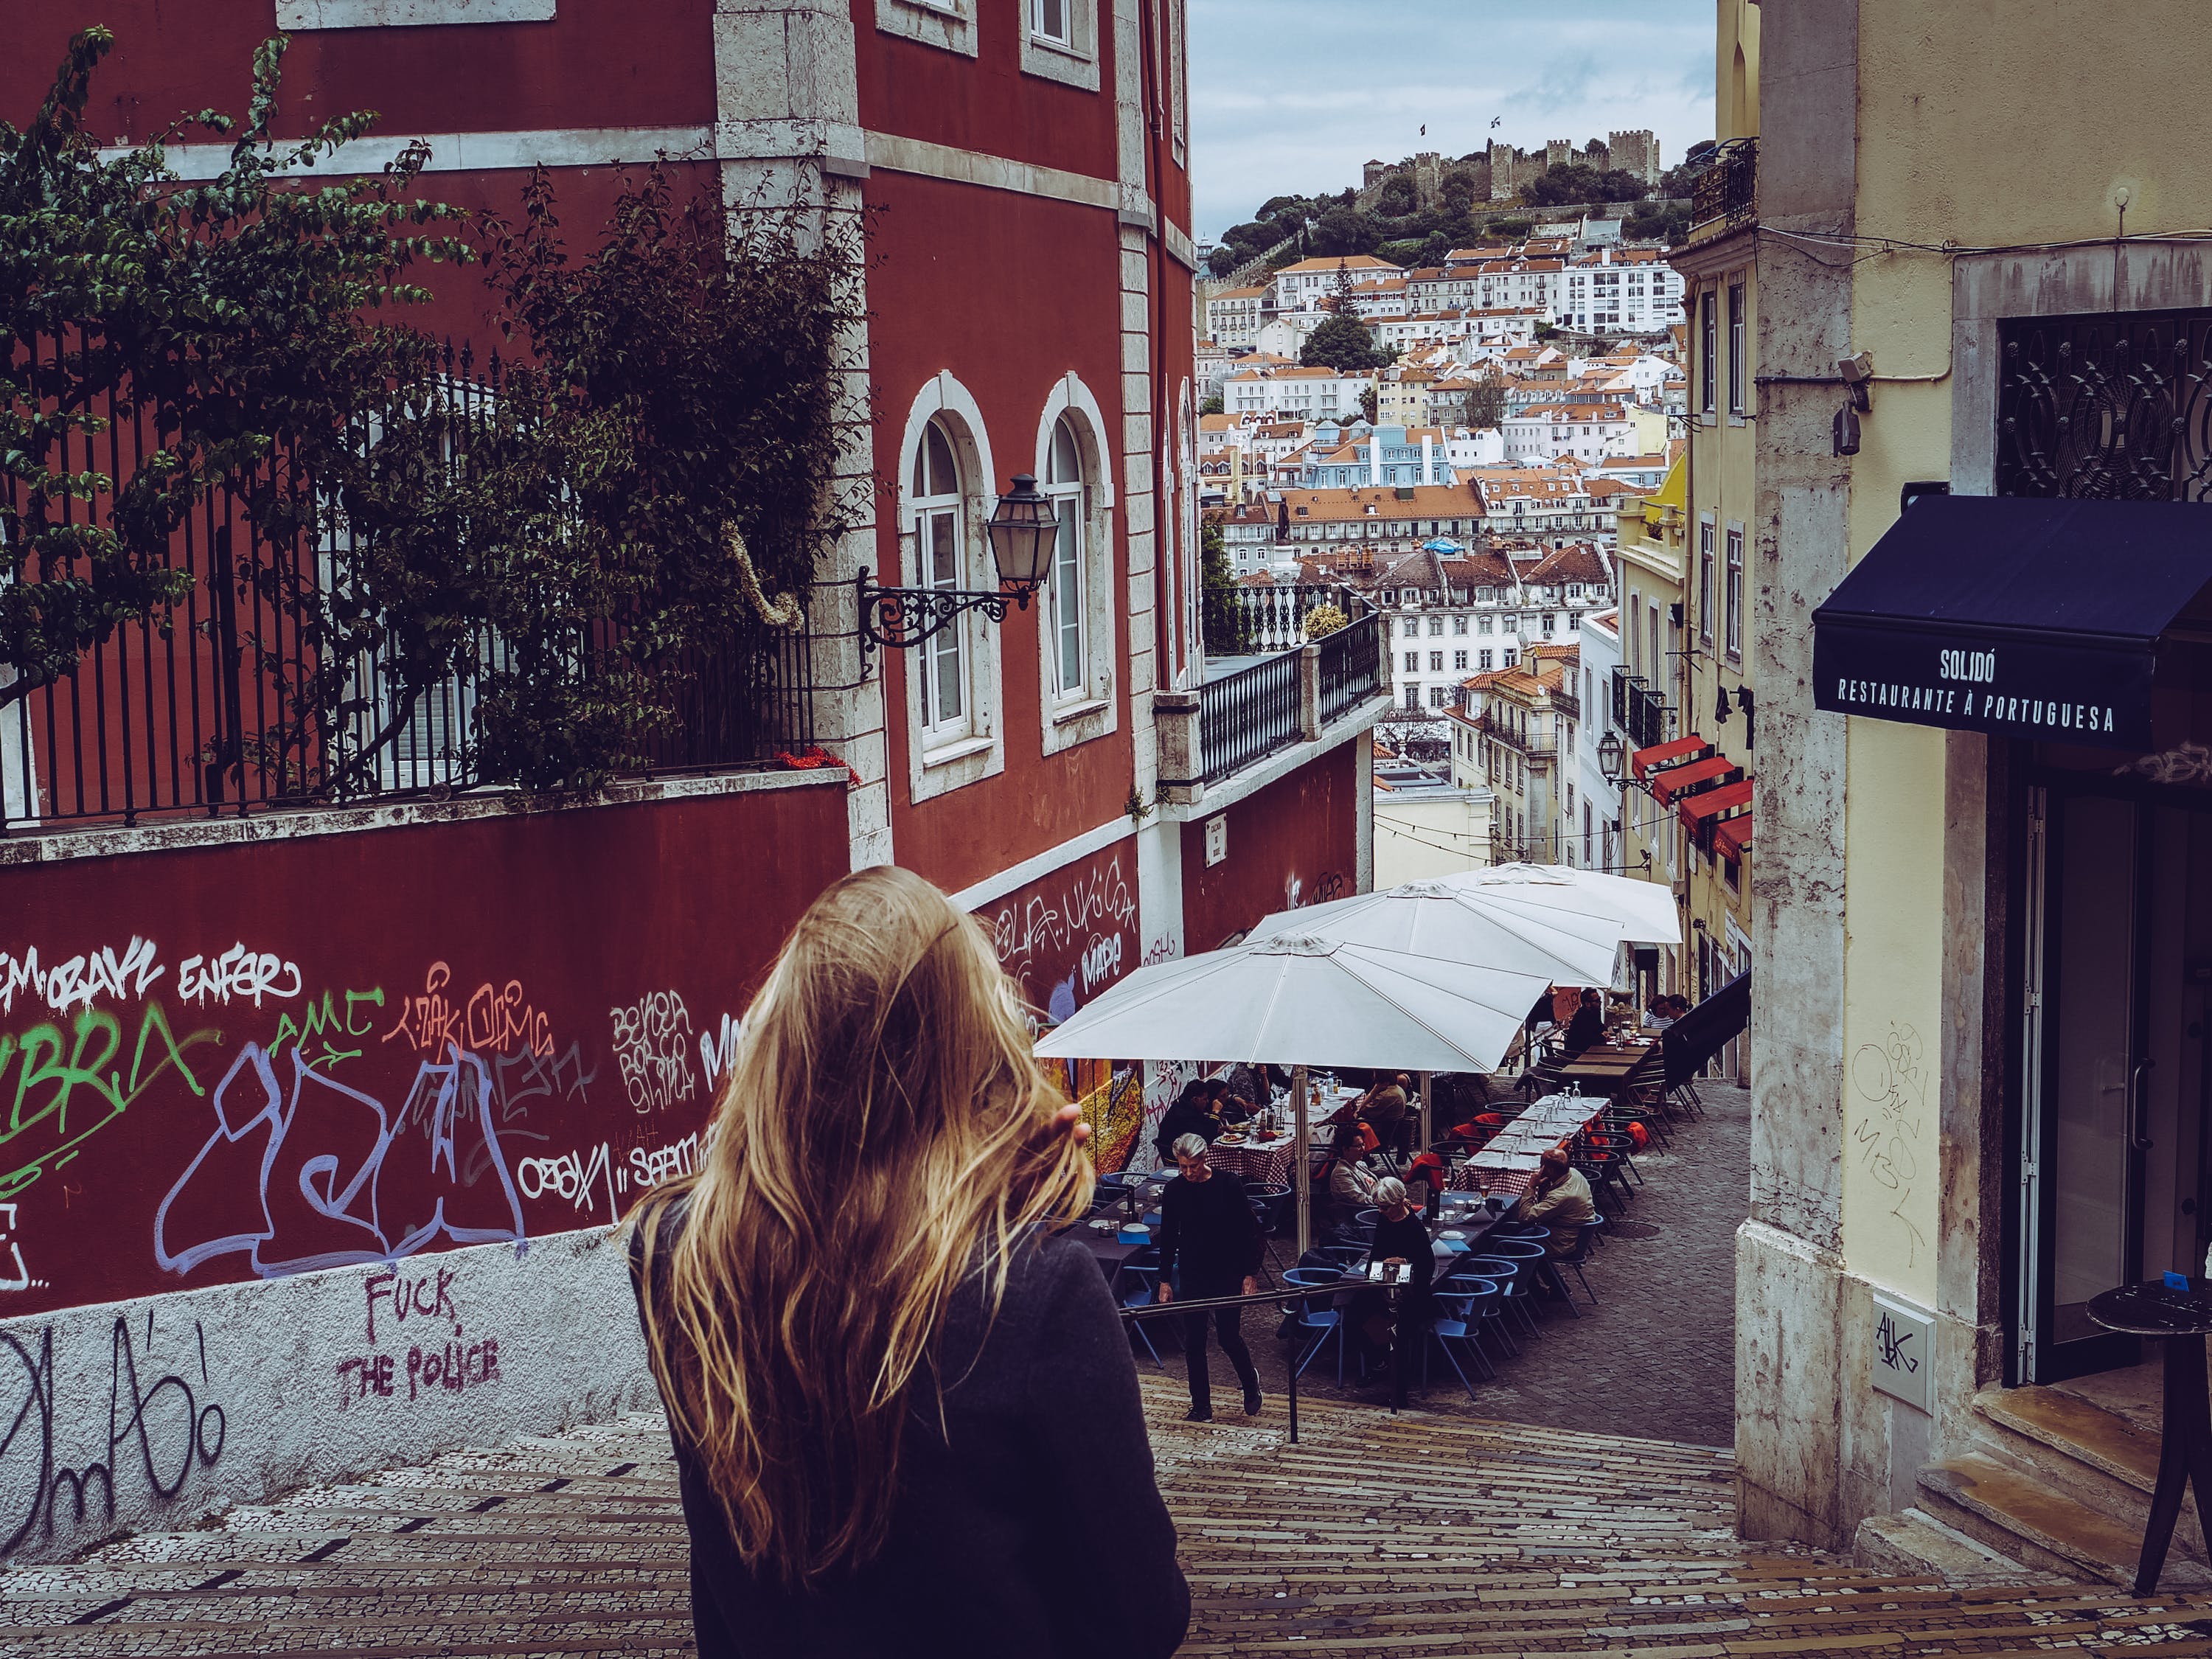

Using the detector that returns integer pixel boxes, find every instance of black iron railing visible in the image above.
[1201,649,1302,786]
[1689,137,1757,234]
[1,339,814,832]
[1610,667,1673,752]
[1318,613,1382,722]
[1220,583,1350,656]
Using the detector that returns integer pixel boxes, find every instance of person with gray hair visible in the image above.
[1368,1175,1435,1409]
[1155,1133,1265,1422]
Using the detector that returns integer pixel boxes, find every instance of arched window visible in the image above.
[1044,414,1086,698]
[911,417,967,737]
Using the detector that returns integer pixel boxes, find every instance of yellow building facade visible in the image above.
[1741,0,2212,1577]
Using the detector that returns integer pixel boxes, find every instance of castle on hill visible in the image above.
[1359,132,1663,212]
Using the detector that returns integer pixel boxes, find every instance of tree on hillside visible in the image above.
[1374,173,1418,217]
[1357,384,1380,425]
[1200,393,1224,417]
[1467,378,1509,429]
[1439,169,1481,215]
[1324,260,1363,315]
[1518,164,1652,207]
[1301,316,1385,373]
[1310,205,1380,257]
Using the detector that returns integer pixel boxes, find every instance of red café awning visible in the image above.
[1631,735,1710,781]
[1679,778,1753,828]
[1648,754,1737,804]
[1715,813,1753,859]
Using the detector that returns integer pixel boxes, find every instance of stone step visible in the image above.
[1971,1382,2212,1565]
[1853,1503,2059,1585]
[1916,1452,2209,1588]
[27,1394,2212,1656]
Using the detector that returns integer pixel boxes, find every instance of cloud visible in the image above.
[1192,0,1715,243]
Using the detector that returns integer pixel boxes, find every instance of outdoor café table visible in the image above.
[1455,1093,1608,1197]
[2087,1281,2212,1593]
[1203,1131,1295,1186]
[1553,1045,1651,1096]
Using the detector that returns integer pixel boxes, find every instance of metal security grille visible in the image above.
[1,338,814,831]
[1997,309,2212,500]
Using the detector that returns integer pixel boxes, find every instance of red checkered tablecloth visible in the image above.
[1203,1137,1295,1188]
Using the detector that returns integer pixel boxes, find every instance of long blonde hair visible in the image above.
[630,866,1092,1587]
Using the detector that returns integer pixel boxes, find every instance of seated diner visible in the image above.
[1512,1146,1594,1255]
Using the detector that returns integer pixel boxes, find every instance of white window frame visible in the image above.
[1033,376,1119,755]
[914,426,972,748]
[877,0,977,57]
[1020,0,1099,89]
[897,375,1004,802]
[1725,523,1745,661]
[1698,516,1717,644]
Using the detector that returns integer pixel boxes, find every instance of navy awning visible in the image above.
[1811,495,2212,751]
[1663,972,1750,1089]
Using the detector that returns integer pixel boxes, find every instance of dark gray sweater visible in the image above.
[633,1211,1189,1659]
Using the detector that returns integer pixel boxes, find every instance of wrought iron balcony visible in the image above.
[1688,137,1757,237]
[1610,666,1674,752]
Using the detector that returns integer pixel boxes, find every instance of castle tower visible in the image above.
[1545,139,1572,172]
[1487,139,1519,202]
[1607,129,1660,185]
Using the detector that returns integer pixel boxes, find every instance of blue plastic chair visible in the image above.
[1450,1256,1526,1352]
[1557,1217,1605,1308]
[1427,1281,1502,1397]
[1117,1256,1166,1368]
[1274,1265,1342,1338]
[1282,1273,1350,1384]
[1454,1279,1517,1371]
[1477,1237,1562,1329]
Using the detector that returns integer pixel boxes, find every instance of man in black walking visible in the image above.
[1155,1133,1265,1422]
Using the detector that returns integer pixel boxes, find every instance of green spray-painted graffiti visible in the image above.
[0,1004,223,1201]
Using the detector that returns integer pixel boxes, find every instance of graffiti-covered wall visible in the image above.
[972,838,1149,1173]
[0,777,849,1560]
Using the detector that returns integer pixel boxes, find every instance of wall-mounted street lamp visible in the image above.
[1598,728,1627,783]
[856,474,1059,662]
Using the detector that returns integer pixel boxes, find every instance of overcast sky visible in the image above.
[1191,0,1717,244]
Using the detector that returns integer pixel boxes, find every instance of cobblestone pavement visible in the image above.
[1190,1082,1750,1446]
[17,1374,2212,1656]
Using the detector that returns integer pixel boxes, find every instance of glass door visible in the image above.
[2018,786,2148,1382]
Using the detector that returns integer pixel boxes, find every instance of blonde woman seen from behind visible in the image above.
[629,867,1189,1658]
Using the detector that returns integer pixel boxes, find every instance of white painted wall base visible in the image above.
[0,1228,655,1564]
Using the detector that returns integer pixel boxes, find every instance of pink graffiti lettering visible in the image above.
[386,965,554,1059]
[465,981,552,1058]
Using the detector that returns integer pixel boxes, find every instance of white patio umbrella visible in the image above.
[1245,878,1625,987]
[1035,933,1550,1251]
[1244,863,1683,1147]
[1454,862,1682,946]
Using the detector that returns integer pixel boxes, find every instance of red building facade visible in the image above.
[0,0,1382,1559]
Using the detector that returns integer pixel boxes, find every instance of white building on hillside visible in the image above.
[1222,364,1372,422]
[1270,253,1402,310]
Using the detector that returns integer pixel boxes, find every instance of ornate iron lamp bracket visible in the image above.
[855,568,1037,669]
